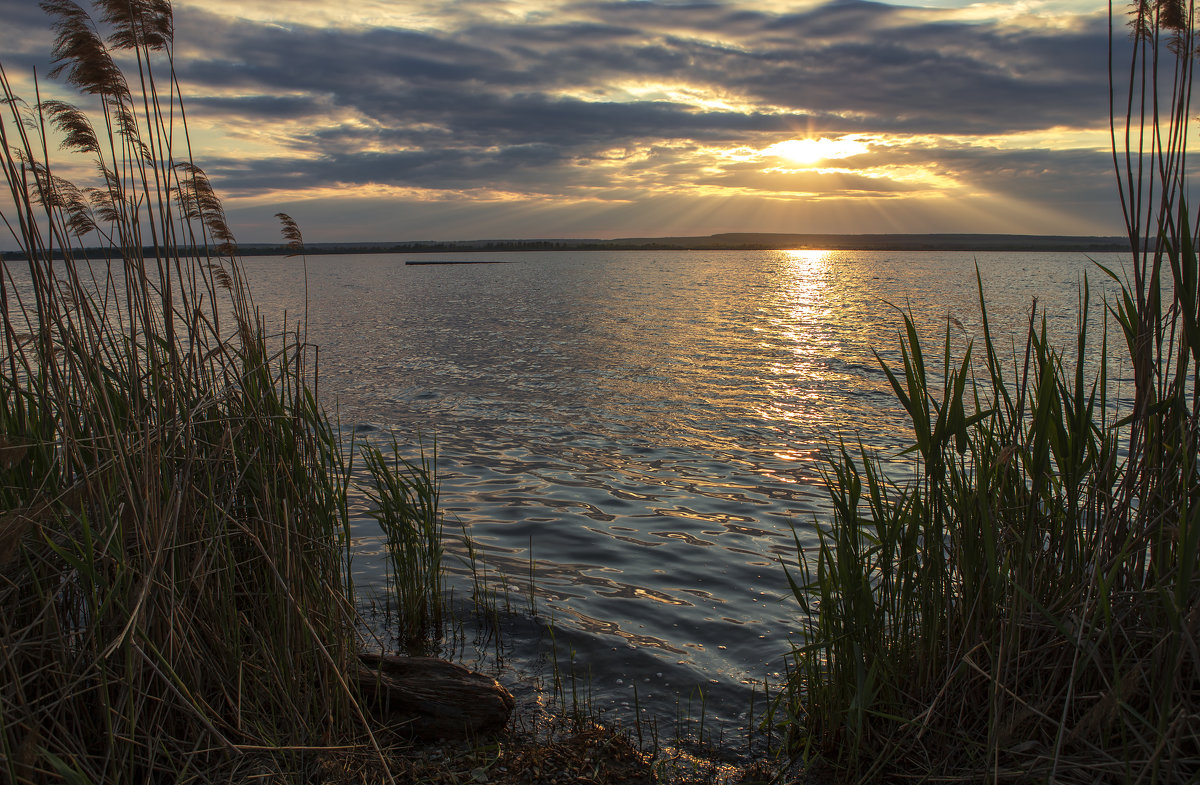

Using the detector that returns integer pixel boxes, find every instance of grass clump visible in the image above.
[0,1,443,781]
[361,440,444,649]
[784,2,1200,781]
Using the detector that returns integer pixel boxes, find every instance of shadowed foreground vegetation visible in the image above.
[784,2,1199,781]
[0,1,457,781]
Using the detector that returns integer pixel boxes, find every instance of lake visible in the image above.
[238,248,1129,748]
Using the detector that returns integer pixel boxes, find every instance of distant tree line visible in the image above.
[1,233,1130,261]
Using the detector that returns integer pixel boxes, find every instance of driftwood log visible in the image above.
[355,653,514,739]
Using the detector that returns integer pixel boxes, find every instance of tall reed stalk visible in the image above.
[785,2,1199,781]
[0,2,439,781]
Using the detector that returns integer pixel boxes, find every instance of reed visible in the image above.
[0,1,440,780]
[783,2,1200,781]
[361,439,443,649]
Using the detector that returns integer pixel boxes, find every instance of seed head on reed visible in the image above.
[175,161,237,253]
[86,176,124,225]
[1129,0,1191,39]
[38,171,96,238]
[42,0,129,97]
[1154,0,1189,31]
[276,212,305,257]
[111,101,147,150]
[96,0,174,51]
[38,100,101,155]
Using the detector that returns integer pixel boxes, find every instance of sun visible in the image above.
[766,137,869,166]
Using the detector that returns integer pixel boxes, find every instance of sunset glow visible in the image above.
[0,0,1134,243]
[767,138,871,167]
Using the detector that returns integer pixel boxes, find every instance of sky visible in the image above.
[0,0,1142,243]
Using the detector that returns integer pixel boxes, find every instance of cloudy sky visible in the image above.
[1,0,1136,243]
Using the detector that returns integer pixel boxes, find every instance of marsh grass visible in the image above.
[784,2,1200,781]
[0,1,445,781]
[361,439,444,649]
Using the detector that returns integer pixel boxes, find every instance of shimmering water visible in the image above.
[238,248,1126,743]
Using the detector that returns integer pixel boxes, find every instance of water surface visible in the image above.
[239,248,1126,744]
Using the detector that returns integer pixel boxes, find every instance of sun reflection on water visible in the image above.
[753,250,844,435]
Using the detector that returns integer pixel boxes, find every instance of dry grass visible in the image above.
[0,1,432,781]
[282,717,799,785]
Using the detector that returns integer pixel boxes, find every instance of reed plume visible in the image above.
[0,2,433,781]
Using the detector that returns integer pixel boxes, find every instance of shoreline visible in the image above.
[0,232,1130,260]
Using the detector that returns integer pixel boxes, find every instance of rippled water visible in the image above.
[235,248,1124,744]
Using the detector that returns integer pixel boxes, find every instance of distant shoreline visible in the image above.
[1,232,1131,260]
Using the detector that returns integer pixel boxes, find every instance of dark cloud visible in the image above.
[205,142,585,196]
[0,1,55,48]
[0,1,65,76]
[931,147,1118,198]
[188,94,327,119]
[171,0,1113,138]
[0,0,1134,238]
[307,92,803,148]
